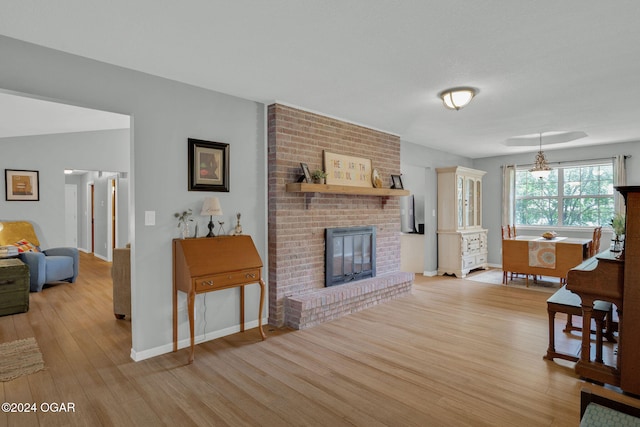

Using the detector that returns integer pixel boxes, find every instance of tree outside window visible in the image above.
[515,162,614,227]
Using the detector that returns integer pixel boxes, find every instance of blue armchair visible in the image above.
[0,221,79,292]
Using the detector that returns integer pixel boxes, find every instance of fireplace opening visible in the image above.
[325,226,376,287]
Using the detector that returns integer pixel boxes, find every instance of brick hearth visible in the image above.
[284,272,414,329]
[267,104,414,329]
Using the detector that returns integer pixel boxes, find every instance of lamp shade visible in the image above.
[201,197,223,216]
[529,168,551,180]
[439,87,476,110]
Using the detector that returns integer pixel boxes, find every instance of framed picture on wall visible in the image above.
[5,169,39,201]
[188,138,230,192]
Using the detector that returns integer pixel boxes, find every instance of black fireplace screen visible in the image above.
[325,226,376,287]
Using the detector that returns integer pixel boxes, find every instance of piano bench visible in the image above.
[544,285,614,363]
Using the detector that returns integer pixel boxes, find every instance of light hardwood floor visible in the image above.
[1,253,639,426]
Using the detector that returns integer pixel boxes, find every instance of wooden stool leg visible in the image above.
[579,306,594,364]
[604,306,617,343]
[564,314,573,332]
[544,308,557,360]
[595,315,604,364]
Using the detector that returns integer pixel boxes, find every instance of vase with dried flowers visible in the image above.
[175,209,194,239]
[610,213,626,252]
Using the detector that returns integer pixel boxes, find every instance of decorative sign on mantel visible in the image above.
[323,151,373,187]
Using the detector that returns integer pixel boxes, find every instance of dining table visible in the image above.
[502,235,592,286]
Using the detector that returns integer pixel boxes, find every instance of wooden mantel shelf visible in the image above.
[286,182,410,197]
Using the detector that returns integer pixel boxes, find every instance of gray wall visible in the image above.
[1,129,129,249]
[117,174,129,248]
[0,36,267,360]
[64,174,84,247]
[400,140,473,274]
[473,141,640,266]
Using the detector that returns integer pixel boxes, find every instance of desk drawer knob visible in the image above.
[203,280,214,286]
[246,273,256,279]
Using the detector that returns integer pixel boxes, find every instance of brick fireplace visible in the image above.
[267,104,414,329]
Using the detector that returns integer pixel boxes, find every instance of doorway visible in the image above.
[1,88,132,351]
[83,173,125,262]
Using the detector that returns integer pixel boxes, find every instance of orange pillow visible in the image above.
[13,239,40,253]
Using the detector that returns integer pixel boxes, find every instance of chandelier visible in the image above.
[529,133,552,179]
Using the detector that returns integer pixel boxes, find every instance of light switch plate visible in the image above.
[144,211,155,226]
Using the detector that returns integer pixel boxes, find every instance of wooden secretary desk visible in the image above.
[173,235,266,363]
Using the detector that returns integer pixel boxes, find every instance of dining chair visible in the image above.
[501,225,509,239]
[501,226,509,283]
[588,226,602,257]
[502,224,530,284]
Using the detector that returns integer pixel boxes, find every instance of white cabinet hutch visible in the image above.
[436,166,488,277]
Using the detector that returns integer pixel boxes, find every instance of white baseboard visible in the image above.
[93,253,108,261]
[423,270,438,277]
[129,318,268,362]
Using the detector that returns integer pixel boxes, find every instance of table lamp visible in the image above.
[201,197,223,237]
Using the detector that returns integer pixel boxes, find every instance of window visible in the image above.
[515,161,614,227]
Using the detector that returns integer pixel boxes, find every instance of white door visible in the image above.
[65,184,78,247]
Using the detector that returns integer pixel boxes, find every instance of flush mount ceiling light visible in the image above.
[529,132,552,179]
[439,87,476,110]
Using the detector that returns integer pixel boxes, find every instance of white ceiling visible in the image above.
[1,1,640,158]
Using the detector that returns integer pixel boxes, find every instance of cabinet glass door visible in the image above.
[457,176,464,228]
[476,180,482,227]
[466,178,475,227]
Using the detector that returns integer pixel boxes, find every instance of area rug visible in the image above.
[0,337,45,381]
[465,269,562,293]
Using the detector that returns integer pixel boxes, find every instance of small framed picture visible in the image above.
[300,163,312,183]
[188,138,230,192]
[391,174,403,189]
[5,169,39,201]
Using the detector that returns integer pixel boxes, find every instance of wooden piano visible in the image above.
[566,250,624,386]
[566,186,640,396]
